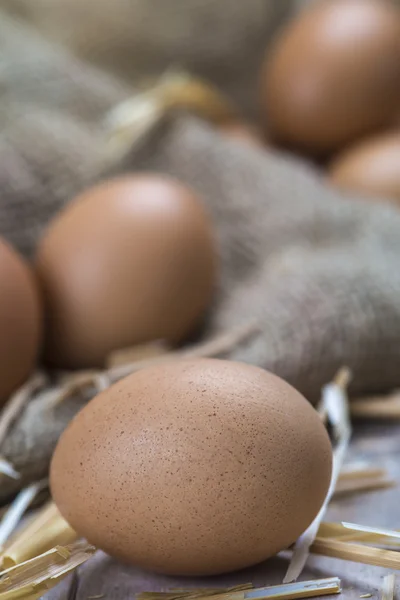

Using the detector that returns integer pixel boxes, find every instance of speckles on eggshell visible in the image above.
[50,358,332,577]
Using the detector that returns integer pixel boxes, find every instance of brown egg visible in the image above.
[36,175,215,369]
[0,238,42,403]
[50,358,332,576]
[219,120,263,147]
[261,0,400,156]
[329,132,400,204]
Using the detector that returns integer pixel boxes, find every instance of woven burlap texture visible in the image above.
[1,10,400,503]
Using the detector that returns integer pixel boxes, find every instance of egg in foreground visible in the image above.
[0,238,42,403]
[51,359,332,576]
[36,175,215,369]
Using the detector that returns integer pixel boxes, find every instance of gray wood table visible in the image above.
[45,421,400,600]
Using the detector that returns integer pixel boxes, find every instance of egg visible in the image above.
[261,0,400,156]
[0,238,42,403]
[50,358,332,576]
[35,175,215,369]
[329,132,400,204]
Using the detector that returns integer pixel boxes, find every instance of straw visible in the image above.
[311,538,400,569]
[350,393,400,420]
[0,481,48,550]
[0,501,77,569]
[381,574,395,600]
[284,368,351,583]
[0,461,19,482]
[341,522,400,540]
[137,579,341,600]
[104,70,239,164]
[0,540,96,600]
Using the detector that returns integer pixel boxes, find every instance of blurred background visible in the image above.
[1,0,301,116]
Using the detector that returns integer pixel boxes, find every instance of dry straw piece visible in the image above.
[335,465,396,496]
[381,574,396,600]
[341,522,400,541]
[137,579,341,600]
[0,501,77,569]
[104,69,239,164]
[338,466,388,480]
[106,340,170,369]
[334,472,395,497]
[139,584,254,600]
[317,522,400,547]
[310,538,400,569]
[284,368,352,582]
[0,540,96,600]
[0,462,19,483]
[0,482,48,552]
[350,392,400,420]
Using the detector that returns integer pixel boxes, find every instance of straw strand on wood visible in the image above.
[381,574,395,600]
[284,368,352,583]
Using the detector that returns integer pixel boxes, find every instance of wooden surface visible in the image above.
[45,421,400,600]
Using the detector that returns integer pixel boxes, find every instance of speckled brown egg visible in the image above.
[0,238,42,403]
[261,0,400,156]
[35,175,215,369]
[50,359,332,576]
[329,132,400,204]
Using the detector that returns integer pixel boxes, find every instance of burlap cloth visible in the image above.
[1,3,400,515]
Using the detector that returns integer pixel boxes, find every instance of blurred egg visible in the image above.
[50,358,332,576]
[0,238,42,403]
[329,132,400,204]
[36,175,215,369]
[261,0,400,156]
[219,120,263,147]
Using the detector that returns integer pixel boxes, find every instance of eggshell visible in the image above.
[261,0,400,156]
[35,175,215,369]
[0,238,42,403]
[329,132,400,204]
[50,358,332,576]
